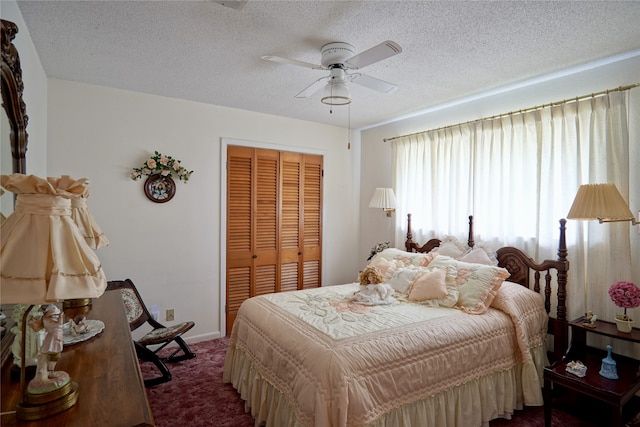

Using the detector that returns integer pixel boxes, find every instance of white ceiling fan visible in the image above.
[262,40,402,105]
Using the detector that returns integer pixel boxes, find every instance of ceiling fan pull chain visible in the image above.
[347,103,351,150]
[329,76,334,114]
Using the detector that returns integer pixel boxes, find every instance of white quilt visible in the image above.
[223,281,548,427]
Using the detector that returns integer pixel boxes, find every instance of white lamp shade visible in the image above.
[321,79,351,105]
[369,188,397,210]
[567,183,635,221]
[321,68,352,106]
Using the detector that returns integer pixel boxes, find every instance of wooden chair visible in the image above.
[106,279,196,387]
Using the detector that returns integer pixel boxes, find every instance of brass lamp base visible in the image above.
[16,381,79,420]
[63,298,92,309]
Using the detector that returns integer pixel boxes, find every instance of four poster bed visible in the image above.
[223,214,570,427]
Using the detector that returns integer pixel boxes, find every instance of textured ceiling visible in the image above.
[15,0,640,129]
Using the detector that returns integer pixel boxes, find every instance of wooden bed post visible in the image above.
[556,218,568,321]
[405,213,414,252]
[467,215,475,248]
[550,218,569,362]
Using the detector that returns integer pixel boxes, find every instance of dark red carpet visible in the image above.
[141,337,254,427]
[141,337,609,427]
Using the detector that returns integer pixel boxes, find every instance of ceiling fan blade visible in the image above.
[345,40,402,70]
[294,77,328,99]
[349,73,398,94]
[261,55,325,70]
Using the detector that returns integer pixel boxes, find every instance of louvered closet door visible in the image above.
[302,154,322,289]
[279,152,323,292]
[253,149,279,296]
[226,146,322,334]
[226,146,254,331]
[279,152,302,292]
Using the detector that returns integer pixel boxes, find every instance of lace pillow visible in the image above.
[370,248,436,268]
[367,257,400,281]
[432,235,468,259]
[466,241,498,265]
[428,255,510,314]
[458,248,495,265]
[430,236,499,266]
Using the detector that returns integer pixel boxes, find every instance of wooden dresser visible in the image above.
[1,290,155,427]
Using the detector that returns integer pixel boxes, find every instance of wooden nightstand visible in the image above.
[543,317,640,427]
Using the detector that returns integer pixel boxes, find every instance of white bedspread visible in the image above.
[223,281,548,427]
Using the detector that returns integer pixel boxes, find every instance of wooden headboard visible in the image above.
[404,213,570,363]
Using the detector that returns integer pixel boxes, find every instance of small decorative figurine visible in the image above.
[566,360,587,377]
[28,305,65,382]
[599,345,619,380]
[70,314,89,336]
[353,266,395,305]
[582,311,597,328]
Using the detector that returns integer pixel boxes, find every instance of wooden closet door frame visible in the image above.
[220,138,325,336]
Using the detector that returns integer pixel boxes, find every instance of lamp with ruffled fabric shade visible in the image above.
[70,186,110,251]
[64,184,110,309]
[0,174,107,420]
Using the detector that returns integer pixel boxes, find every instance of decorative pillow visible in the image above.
[370,248,436,268]
[407,268,448,301]
[411,266,459,308]
[367,257,399,281]
[368,257,403,282]
[387,267,424,295]
[458,248,495,266]
[369,248,407,262]
[428,255,510,314]
[432,235,467,259]
[468,241,499,265]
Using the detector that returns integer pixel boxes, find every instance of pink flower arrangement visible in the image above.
[131,151,193,182]
[608,281,640,319]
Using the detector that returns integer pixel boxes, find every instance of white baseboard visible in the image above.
[182,331,221,344]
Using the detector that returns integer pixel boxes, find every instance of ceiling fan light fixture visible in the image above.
[321,78,351,106]
[262,40,401,105]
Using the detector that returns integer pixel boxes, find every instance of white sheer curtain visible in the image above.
[392,91,633,329]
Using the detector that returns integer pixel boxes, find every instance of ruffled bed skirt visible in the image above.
[224,341,547,427]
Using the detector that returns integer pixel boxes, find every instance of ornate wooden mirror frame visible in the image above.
[1,18,29,364]
[1,19,28,174]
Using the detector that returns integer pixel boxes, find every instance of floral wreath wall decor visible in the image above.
[131,151,194,203]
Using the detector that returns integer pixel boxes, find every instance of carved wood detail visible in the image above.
[1,19,29,174]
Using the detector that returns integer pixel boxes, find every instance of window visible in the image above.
[391,90,633,324]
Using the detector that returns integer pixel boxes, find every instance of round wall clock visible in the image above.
[143,174,176,203]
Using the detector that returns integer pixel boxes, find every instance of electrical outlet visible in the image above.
[166,308,175,321]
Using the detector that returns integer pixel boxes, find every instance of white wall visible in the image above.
[1,0,47,175]
[360,53,640,294]
[46,79,361,341]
